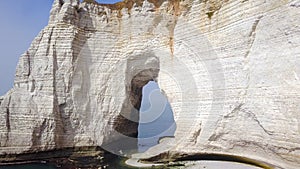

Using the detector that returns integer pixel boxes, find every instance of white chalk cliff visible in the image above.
[0,0,299,168]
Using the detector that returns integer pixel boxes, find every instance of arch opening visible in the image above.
[107,54,176,155]
[138,81,176,153]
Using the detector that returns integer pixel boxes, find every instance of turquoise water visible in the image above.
[0,163,56,169]
[0,153,268,169]
[0,157,139,169]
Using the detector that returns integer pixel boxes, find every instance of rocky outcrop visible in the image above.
[0,0,299,168]
[0,96,3,105]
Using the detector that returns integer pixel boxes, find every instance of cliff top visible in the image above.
[82,0,182,15]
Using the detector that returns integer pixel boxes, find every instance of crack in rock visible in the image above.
[242,108,274,135]
[244,15,263,58]
[5,96,12,146]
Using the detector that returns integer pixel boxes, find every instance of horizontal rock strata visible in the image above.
[0,0,299,168]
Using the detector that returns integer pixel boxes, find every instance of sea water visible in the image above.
[0,163,56,169]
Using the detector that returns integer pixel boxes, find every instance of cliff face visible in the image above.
[0,0,300,168]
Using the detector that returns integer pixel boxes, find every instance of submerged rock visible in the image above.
[0,0,299,168]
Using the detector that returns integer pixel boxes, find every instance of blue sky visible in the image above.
[0,0,121,95]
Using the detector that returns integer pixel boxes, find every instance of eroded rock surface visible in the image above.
[0,0,299,168]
